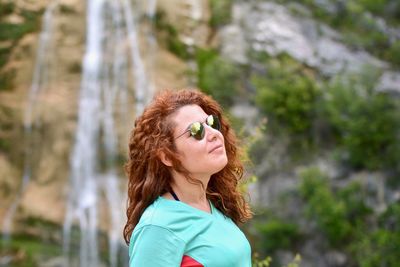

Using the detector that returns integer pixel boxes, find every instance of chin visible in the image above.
[212,157,228,174]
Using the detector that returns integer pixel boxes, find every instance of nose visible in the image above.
[204,124,219,142]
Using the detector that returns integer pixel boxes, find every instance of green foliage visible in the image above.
[299,166,400,265]
[252,54,320,138]
[23,215,60,230]
[0,233,61,267]
[196,48,240,107]
[337,181,373,223]
[0,10,42,41]
[0,2,15,17]
[299,167,352,247]
[385,40,400,67]
[285,254,302,267]
[0,7,42,90]
[166,31,190,60]
[324,68,400,170]
[0,105,14,154]
[353,229,400,267]
[154,10,190,59]
[252,254,301,267]
[0,137,11,152]
[0,22,33,41]
[246,118,269,167]
[0,46,10,68]
[256,219,301,253]
[356,0,388,15]
[379,202,400,231]
[59,4,76,14]
[253,256,272,267]
[209,0,233,28]
[0,69,15,91]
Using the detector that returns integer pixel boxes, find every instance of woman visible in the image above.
[124,89,252,266]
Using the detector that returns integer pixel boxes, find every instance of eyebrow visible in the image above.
[175,114,214,140]
[183,115,208,131]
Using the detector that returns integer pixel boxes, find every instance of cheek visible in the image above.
[176,141,201,162]
[177,142,207,167]
[218,150,229,169]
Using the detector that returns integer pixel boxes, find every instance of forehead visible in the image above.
[171,105,208,133]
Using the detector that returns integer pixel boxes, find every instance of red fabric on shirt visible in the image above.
[181,255,203,267]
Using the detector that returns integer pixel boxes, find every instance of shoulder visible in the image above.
[133,197,211,240]
[136,197,208,228]
[130,198,187,251]
[135,197,183,228]
[128,224,186,266]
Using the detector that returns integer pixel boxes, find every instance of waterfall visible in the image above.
[62,0,156,266]
[1,0,58,246]
[121,0,151,115]
[62,0,105,265]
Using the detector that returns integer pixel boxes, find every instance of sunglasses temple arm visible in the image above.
[175,128,189,139]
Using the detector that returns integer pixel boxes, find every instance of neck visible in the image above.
[170,171,210,204]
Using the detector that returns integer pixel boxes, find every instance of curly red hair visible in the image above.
[123,89,252,244]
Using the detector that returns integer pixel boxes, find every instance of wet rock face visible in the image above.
[0,5,207,267]
[0,0,86,228]
[1,0,209,265]
[0,0,194,229]
[222,1,400,92]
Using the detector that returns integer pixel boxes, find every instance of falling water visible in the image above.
[1,0,58,245]
[121,0,150,115]
[62,0,105,265]
[143,0,158,99]
[146,0,157,18]
[62,0,155,266]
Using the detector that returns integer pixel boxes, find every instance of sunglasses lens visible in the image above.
[190,122,205,140]
[207,115,221,131]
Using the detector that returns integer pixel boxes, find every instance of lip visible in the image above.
[209,144,223,153]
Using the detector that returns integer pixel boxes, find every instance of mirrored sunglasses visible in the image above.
[175,114,221,140]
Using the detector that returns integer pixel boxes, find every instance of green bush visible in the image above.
[252,54,320,138]
[356,0,386,15]
[154,10,190,59]
[0,137,11,152]
[353,229,400,267]
[0,2,15,17]
[196,48,240,107]
[0,8,42,90]
[324,68,400,170]
[256,219,301,253]
[253,256,272,267]
[0,233,61,267]
[378,202,400,231]
[299,167,352,247]
[0,47,10,68]
[337,181,372,223]
[252,254,301,267]
[299,166,400,265]
[0,69,15,91]
[385,40,400,67]
[0,22,34,41]
[209,0,233,28]
[0,9,41,41]
[59,4,76,14]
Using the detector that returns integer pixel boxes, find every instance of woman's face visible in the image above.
[171,104,228,178]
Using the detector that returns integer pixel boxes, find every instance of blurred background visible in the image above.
[0,0,399,266]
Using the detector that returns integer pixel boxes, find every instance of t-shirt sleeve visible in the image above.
[129,224,186,267]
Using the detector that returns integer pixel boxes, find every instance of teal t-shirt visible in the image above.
[129,196,252,267]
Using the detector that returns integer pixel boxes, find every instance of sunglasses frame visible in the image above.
[175,114,221,140]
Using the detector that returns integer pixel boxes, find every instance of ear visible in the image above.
[158,150,173,167]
